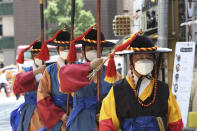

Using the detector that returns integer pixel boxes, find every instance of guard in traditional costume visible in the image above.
[99,32,184,131]
[36,28,73,131]
[10,40,45,131]
[58,27,121,131]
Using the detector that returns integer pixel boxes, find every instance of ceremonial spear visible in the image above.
[40,0,44,45]
[96,0,102,119]
[66,0,76,116]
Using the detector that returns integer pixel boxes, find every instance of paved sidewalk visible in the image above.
[0,96,24,131]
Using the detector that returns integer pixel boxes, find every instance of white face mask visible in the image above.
[86,50,97,61]
[134,59,154,76]
[34,58,43,67]
[60,50,69,60]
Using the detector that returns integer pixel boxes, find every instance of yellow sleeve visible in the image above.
[166,89,182,124]
[99,87,120,131]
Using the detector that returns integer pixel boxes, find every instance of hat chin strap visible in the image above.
[129,64,153,98]
[83,50,90,62]
[85,57,90,62]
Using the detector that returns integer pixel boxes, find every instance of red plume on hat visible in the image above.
[67,25,96,63]
[105,30,142,84]
[16,39,39,64]
[36,29,62,61]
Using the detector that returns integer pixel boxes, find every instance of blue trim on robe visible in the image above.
[37,126,47,131]
[121,116,167,131]
[22,66,33,72]
[67,66,112,131]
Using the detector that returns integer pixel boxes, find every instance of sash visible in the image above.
[66,96,97,131]
[122,116,166,131]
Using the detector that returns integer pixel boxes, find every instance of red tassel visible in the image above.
[16,40,38,64]
[36,41,49,61]
[67,25,95,63]
[36,29,62,61]
[67,40,76,63]
[104,54,117,84]
[104,30,142,83]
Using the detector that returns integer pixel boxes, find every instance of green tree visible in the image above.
[45,0,95,37]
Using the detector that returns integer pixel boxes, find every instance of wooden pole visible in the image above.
[66,0,76,116]
[40,0,44,45]
[168,0,179,88]
[70,0,75,40]
[96,0,101,105]
[44,0,48,40]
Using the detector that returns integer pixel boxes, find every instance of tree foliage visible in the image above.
[45,0,95,37]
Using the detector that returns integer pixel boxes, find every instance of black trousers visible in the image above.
[0,83,8,97]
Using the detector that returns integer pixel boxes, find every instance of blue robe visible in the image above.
[66,67,112,131]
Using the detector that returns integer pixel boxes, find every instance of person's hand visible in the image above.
[89,58,103,71]
[61,113,68,122]
[95,113,100,131]
[33,65,46,76]
[96,113,100,122]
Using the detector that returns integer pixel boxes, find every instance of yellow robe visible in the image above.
[99,75,182,131]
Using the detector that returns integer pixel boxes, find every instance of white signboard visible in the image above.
[172,42,196,127]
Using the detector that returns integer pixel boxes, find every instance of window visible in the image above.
[102,48,111,57]
[24,51,32,59]
[49,48,58,56]
[141,15,145,31]
[24,48,58,60]
[142,0,158,12]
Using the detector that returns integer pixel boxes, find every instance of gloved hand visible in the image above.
[89,58,103,71]
[33,65,46,76]
[61,113,69,122]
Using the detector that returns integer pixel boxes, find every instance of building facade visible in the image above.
[83,0,125,39]
[0,0,15,66]
[13,0,125,50]
[13,0,42,50]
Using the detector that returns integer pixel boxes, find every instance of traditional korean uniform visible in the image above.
[10,40,44,131]
[58,28,121,131]
[36,29,73,131]
[61,65,113,131]
[99,33,184,131]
